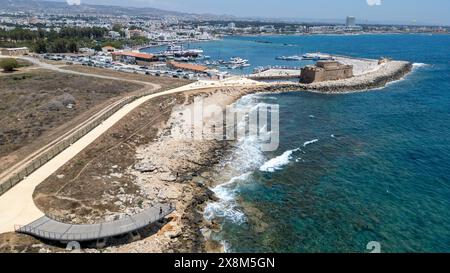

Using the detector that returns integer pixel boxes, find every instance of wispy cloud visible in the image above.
[66,0,81,5]
[367,0,382,6]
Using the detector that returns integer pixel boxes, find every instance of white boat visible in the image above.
[228,63,251,69]
[225,57,250,69]
[162,44,204,57]
[302,52,334,60]
[276,55,303,61]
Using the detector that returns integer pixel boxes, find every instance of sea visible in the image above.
[143,34,450,253]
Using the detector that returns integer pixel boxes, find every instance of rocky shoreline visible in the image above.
[107,88,257,253]
[1,58,413,253]
[159,59,414,253]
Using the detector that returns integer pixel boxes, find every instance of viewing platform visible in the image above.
[15,204,174,243]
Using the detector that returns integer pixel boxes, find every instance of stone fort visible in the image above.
[300,61,354,84]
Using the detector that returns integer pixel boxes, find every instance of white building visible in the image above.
[109,31,121,39]
[346,16,356,27]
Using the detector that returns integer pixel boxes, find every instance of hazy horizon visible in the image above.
[40,0,450,26]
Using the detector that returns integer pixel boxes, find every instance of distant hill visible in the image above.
[0,0,192,17]
[2,0,438,26]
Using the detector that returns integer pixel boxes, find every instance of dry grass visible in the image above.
[0,232,55,253]
[0,69,143,173]
[34,93,186,224]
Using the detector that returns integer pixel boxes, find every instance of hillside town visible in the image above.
[1,2,448,81]
[1,11,448,41]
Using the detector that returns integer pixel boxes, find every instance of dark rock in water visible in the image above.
[194,187,216,204]
[134,162,157,173]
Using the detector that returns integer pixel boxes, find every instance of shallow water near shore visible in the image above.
[202,34,450,253]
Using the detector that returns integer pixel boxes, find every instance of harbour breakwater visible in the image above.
[258,60,413,93]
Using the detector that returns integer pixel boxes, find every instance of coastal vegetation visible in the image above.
[0,27,106,53]
[0,27,151,53]
[100,36,151,51]
[0,58,19,72]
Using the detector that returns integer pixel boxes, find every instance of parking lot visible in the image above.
[41,52,208,81]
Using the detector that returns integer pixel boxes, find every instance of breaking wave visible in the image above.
[204,173,250,224]
[303,139,319,147]
[259,148,300,173]
[259,139,318,173]
[413,62,429,69]
[204,94,271,224]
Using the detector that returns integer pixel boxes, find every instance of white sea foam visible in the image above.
[303,139,319,147]
[381,62,430,89]
[204,94,269,224]
[262,96,278,100]
[413,62,429,69]
[222,240,232,253]
[204,173,250,224]
[259,148,300,172]
[259,139,319,173]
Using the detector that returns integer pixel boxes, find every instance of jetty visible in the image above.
[248,68,301,80]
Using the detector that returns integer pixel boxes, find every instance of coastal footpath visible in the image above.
[0,56,413,253]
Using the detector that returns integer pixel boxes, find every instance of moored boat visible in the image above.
[302,52,335,60]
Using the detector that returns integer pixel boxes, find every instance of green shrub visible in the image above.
[0,58,19,72]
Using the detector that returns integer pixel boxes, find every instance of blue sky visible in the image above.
[53,0,450,26]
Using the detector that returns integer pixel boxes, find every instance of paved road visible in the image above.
[0,56,268,234]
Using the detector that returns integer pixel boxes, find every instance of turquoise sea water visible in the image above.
[157,35,450,252]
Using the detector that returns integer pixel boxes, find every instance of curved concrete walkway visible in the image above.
[0,56,268,234]
[0,82,199,233]
[16,204,174,242]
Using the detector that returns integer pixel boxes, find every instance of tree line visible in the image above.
[0,27,151,53]
[0,27,108,53]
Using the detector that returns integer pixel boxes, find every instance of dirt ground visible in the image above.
[0,232,61,253]
[0,69,145,173]
[33,93,187,223]
[0,64,190,175]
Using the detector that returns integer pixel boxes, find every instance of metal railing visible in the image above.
[15,205,175,242]
[0,90,155,197]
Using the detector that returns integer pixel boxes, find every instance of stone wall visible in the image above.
[263,61,412,93]
[300,61,353,83]
[0,48,30,56]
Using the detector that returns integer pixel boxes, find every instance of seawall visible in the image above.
[258,61,413,94]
